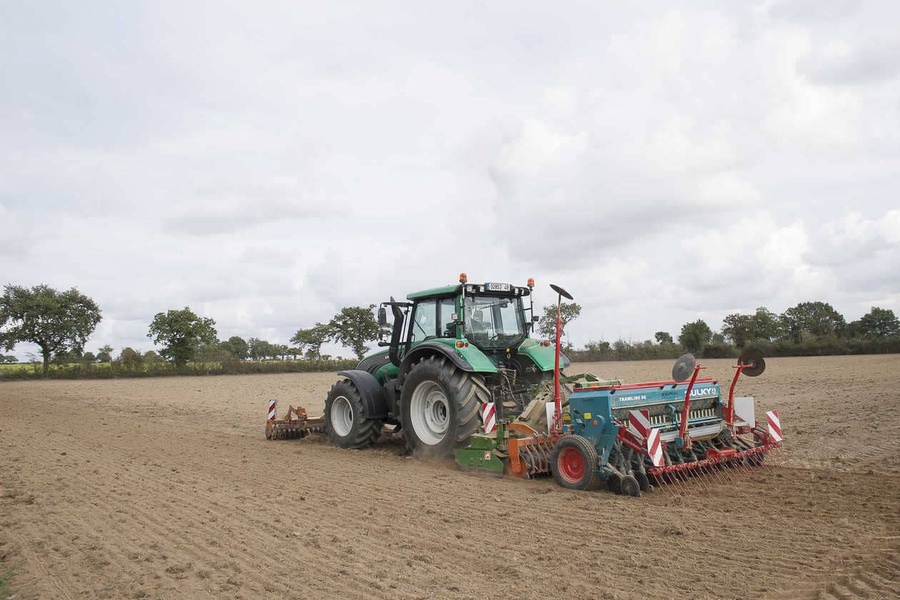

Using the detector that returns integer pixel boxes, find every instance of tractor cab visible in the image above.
[376,275,537,368]
[459,283,531,353]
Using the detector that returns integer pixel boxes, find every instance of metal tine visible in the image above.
[692,466,712,491]
[710,463,731,486]
[656,477,671,497]
[733,456,755,479]
[665,471,682,495]
[699,463,719,489]
[689,470,708,492]
[657,471,674,495]
[661,472,679,496]
[697,463,715,486]
[714,461,735,484]
[673,469,692,492]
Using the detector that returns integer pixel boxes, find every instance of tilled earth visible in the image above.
[1,355,898,599]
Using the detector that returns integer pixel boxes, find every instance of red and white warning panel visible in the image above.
[647,428,664,467]
[268,398,277,421]
[628,409,651,439]
[482,402,497,433]
[766,410,782,443]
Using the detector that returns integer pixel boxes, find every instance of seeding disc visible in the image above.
[672,353,697,382]
[738,350,766,377]
[635,471,651,492]
[620,475,641,498]
[606,474,622,494]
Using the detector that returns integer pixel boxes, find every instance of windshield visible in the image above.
[463,294,526,348]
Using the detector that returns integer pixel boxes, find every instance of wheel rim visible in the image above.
[410,381,449,445]
[330,395,353,437]
[558,447,585,483]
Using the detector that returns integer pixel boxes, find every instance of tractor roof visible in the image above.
[407,284,462,300]
[406,281,532,301]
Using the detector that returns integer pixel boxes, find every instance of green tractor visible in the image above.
[323,274,567,457]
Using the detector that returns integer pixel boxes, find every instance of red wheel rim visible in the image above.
[558,447,585,483]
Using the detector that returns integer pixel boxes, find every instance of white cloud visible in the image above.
[1,1,898,360]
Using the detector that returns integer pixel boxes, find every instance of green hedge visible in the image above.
[0,358,358,381]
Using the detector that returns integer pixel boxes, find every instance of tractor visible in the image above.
[267,277,783,496]
[320,274,565,457]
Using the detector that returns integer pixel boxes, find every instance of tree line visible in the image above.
[0,284,382,376]
[563,301,900,361]
[3,283,899,379]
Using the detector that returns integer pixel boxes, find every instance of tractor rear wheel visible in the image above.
[324,379,380,449]
[400,356,487,458]
[551,435,599,491]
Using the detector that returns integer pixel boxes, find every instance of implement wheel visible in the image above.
[324,379,380,449]
[551,435,599,491]
[400,356,487,458]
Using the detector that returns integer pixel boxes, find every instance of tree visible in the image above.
[97,344,114,363]
[291,322,332,361]
[749,307,782,342]
[721,313,752,348]
[248,337,274,361]
[781,301,846,343]
[852,306,900,339]
[538,302,582,348]
[1,354,18,363]
[220,336,250,360]
[147,307,217,368]
[679,319,712,354]
[119,347,144,370]
[328,305,381,361]
[82,351,97,363]
[0,284,102,375]
[654,331,673,344]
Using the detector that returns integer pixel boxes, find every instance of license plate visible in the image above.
[485,282,511,292]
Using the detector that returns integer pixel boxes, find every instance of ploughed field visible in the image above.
[1,355,898,599]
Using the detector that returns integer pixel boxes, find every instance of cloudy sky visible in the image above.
[2,1,898,360]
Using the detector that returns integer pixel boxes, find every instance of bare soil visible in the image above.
[1,355,898,599]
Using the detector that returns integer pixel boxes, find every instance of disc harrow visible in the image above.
[265,400,325,441]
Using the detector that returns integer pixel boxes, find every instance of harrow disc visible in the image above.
[550,283,574,300]
[672,354,697,382]
[738,350,766,377]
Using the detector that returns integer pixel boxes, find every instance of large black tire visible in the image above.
[551,435,599,491]
[400,356,488,458]
[324,379,380,449]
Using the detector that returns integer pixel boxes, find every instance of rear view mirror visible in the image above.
[377,307,387,327]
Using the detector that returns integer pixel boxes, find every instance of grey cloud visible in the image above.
[767,0,861,23]
[2,2,899,359]
[164,187,331,235]
[798,43,900,86]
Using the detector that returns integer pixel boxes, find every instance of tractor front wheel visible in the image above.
[551,435,599,491]
[324,379,380,449]
[400,356,487,458]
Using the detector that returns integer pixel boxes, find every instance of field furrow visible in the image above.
[1,355,898,599]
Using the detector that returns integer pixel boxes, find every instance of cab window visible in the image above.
[438,298,457,337]
[410,300,437,343]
